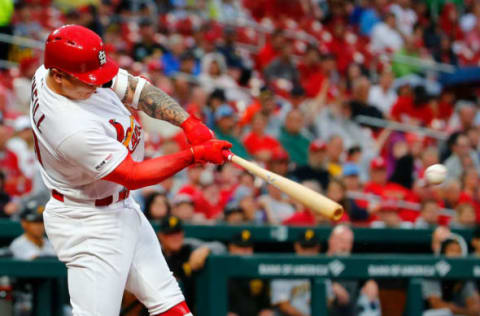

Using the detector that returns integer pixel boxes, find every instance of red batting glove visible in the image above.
[181,116,214,145]
[191,140,232,164]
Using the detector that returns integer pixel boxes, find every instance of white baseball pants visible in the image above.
[43,197,185,316]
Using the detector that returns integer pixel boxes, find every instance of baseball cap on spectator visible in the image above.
[233,185,254,203]
[169,34,184,47]
[20,199,45,222]
[209,89,227,103]
[172,194,194,206]
[139,18,153,27]
[13,116,31,132]
[297,229,320,248]
[159,215,183,234]
[147,60,163,72]
[343,163,360,177]
[180,50,196,62]
[455,100,476,111]
[347,146,362,157]
[405,132,423,145]
[260,84,274,95]
[370,157,386,170]
[291,85,305,98]
[321,53,336,61]
[309,139,327,152]
[231,229,253,247]
[215,104,235,121]
[271,148,289,161]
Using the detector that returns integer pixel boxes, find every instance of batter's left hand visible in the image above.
[180,115,214,145]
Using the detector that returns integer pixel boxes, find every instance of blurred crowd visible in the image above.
[2,0,480,231]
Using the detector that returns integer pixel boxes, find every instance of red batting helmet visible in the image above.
[44,25,118,85]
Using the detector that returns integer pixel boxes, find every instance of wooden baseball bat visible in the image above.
[224,151,344,221]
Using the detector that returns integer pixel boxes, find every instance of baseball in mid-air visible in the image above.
[425,164,447,185]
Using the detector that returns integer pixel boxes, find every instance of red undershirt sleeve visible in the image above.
[102,150,194,190]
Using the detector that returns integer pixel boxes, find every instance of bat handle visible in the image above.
[223,150,233,161]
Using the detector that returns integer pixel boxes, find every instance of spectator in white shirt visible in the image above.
[370,13,404,54]
[368,69,397,115]
[6,116,36,180]
[389,0,417,36]
[9,200,55,260]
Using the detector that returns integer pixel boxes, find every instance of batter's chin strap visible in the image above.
[102,80,113,88]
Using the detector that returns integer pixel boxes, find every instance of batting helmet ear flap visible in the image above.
[44,25,118,86]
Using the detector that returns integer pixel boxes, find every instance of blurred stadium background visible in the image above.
[1,0,480,315]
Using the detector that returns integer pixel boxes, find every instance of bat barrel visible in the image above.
[225,151,344,221]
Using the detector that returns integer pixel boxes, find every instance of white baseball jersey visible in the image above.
[30,66,144,200]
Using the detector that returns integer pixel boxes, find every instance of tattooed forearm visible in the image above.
[138,82,188,125]
[123,75,188,126]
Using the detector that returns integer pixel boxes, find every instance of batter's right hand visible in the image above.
[191,140,232,164]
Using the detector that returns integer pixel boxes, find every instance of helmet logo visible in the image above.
[98,50,107,65]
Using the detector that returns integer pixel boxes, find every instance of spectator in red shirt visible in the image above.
[439,3,464,41]
[303,54,340,100]
[371,201,410,228]
[256,30,285,70]
[297,45,322,86]
[243,112,282,162]
[217,162,241,204]
[178,165,205,211]
[327,21,358,75]
[240,87,284,136]
[0,121,29,197]
[435,91,454,124]
[390,85,435,126]
[364,157,388,196]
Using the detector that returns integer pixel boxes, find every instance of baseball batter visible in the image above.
[30,25,231,316]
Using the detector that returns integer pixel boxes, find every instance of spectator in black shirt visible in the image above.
[0,171,11,218]
[349,76,383,121]
[132,19,165,62]
[290,139,330,191]
[228,230,273,316]
[158,215,226,310]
